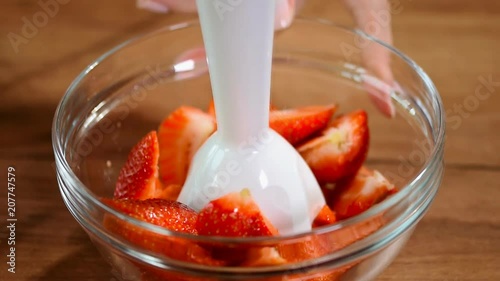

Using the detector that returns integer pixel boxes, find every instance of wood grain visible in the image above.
[1,0,499,280]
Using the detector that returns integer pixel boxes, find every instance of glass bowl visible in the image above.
[52,18,444,281]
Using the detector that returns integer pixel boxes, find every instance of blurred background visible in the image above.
[0,0,499,280]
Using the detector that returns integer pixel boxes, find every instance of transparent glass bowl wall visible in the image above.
[53,19,444,281]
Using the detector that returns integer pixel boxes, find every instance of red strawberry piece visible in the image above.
[305,216,386,280]
[330,167,396,220]
[320,183,337,205]
[102,198,222,266]
[158,106,216,186]
[114,131,165,200]
[241,247,287,267]
[278,235,331,263]
[196,189,278,237]
[278,206,387,280]
[278,215,385,263]
[312,205,337,228]
[155,184,183,201]
[269,105,336,145]
[103,198,198,234]
[297,110,369,183]
[195,189,279,266]
[207,99,216,117]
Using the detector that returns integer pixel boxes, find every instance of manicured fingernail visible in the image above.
[137,0,169,13]
[275,0,295,30]
[362,74,396,118]
[394,82,403,94]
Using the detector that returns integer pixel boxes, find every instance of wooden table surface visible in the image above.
[1,0,499,280]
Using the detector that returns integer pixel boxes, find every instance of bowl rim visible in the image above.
[52,16,445,245]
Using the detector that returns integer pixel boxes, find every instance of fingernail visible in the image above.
[137,0,169,13]
[362,74,396,118]
[275,0,295,30]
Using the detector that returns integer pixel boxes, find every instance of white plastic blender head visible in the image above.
[177,0,325,235]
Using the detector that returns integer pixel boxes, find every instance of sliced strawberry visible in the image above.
[196,189,278,237]
[278,171,391,267]
[102,198,222,266]
[241,247,287,267]
[269,105,336,145]
[114,131,165,200]
[320,183,337,205]
[329,215,385,251]
[158,106,216,186]
[195,189,279,266]
[312,205,337,228]
[331,167,395,220]
[278,215,385,263]
[207,99,216,117]
[278,235,331,263]
[103,198,198,234]
[155,184,183,201]
[298,110,369,183]
[277,170,392,275]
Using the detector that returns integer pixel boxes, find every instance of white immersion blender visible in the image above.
[178,0,325,235]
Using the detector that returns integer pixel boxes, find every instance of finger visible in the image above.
[275,0,295,30]
[138,0,302,31]
[171,0,304,79]
[136,0,197,13]
[343,0,393,43]
[342,0,395,117]
[362,74,397,118]
[342,0,393,80]
[275,0,306,30]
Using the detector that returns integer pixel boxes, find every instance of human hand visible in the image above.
[136,0,302,30]
[137,0,395,117]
